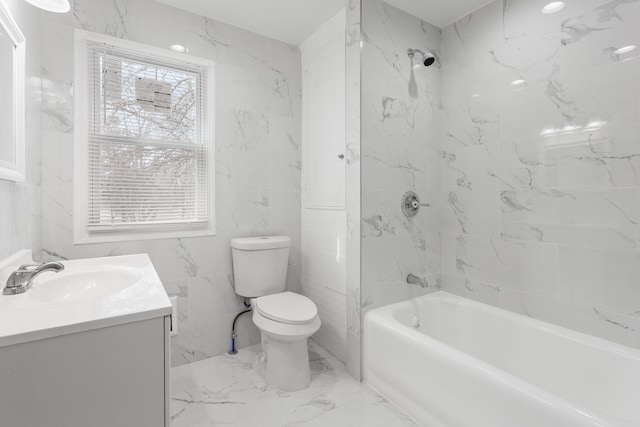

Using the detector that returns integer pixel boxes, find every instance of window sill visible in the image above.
[73,226,216,245]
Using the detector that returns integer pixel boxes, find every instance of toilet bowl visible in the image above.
[252,292,321,392]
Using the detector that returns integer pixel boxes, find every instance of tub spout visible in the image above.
[407,274,427,288]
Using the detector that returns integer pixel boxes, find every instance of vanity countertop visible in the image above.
[0,251,172,347]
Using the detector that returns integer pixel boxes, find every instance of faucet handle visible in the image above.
[16,263,42,273]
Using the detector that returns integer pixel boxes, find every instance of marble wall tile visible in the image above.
[360,0,441,378]
[361,233,439,286]
[454,234,558,295]
[441,95,501,149]
[441,190,500,236]
[361,189,440,238]
[499,287,640,349]
[560,1,640,76]
[441,0,640,349]
[440,273,501,307]
[345,0,362,379]
[501,188,637,250]
[39,0,302,366]
[557,246,640,315]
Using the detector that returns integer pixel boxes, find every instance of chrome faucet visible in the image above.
[406,273,428,288]
[3,261,65,295]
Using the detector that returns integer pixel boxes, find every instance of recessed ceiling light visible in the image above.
[541,2,565,14]
[25,0,70,13]
[510,79,526,86]
[614,45,636,55]
[170,44,188,53]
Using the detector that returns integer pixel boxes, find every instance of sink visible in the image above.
[28,266,143,303]
[0,252,171,347]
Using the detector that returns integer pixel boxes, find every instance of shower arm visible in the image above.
[407,48,426,58]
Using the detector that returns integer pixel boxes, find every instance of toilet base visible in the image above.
[255,331,311,392]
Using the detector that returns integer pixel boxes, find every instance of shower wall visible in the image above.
[345,0,362,379]
[360,0,441,320]
[440,0,640,348]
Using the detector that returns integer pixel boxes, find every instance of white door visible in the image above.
[301,10,346,209]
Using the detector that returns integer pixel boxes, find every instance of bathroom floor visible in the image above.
[170,341,419,426]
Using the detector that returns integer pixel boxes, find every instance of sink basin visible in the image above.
[29,266,142,303]
[0,251,171,348]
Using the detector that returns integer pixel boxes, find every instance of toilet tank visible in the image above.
[231,236,291,298]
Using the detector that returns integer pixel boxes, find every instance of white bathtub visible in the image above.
[363,291,640,427]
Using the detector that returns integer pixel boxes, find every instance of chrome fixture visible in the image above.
[3,261,65,295]
[407,48,436,67]
[407,273,428,288]
[411,316,422,328]
[401,191,429,217]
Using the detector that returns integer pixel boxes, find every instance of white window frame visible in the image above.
[73,30,215,244]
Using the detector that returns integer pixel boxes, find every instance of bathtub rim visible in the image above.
[363,291,640,426]
[365,291,640,360]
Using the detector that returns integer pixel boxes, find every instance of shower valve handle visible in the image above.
[411,200,429,209]
[401,191,429,217]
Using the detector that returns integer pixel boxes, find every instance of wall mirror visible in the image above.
[0,2,25,182]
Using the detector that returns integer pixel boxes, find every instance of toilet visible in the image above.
[231,235,321,392]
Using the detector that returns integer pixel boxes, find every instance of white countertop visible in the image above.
[0,252,172,348]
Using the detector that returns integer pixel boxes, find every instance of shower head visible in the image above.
[407,48,436,67]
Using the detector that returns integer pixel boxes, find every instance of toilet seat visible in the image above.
[253,309,321,339]
[252,292,321,339]
[256,292,318,325]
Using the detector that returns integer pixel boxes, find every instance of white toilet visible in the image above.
[231,235,321,392]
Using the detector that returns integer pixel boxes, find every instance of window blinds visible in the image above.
[86,42,209,232]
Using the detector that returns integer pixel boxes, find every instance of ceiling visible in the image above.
[155,0,493,45]
[385,0,493,28]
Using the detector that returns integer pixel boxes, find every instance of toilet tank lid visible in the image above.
[230,236,291,250]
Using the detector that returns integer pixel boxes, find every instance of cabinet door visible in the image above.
[0,317,168,427]
[302,10,346,209]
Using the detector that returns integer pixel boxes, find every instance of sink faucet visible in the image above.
[3,261,65,295]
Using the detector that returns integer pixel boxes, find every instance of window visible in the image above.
[74,31,215,243]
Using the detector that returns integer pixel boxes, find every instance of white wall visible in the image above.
[301,9,347,361]
[360,0,442,316]
[39,0,302,366]
[301,209,347,360]
[0,0,41,261]
[440,0,640,349]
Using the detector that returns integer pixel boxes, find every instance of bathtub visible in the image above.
[363,291,640,427]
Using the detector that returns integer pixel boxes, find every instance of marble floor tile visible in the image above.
[170,341,419,427]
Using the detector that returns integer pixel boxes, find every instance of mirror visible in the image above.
[0,2,25,182]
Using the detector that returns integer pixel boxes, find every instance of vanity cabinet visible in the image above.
[0,253,172,426]
[0,316,170,427]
